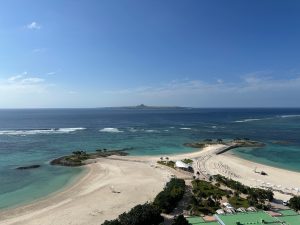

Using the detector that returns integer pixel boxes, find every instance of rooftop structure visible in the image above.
[216,211,281,225]
[187,210,300,225]
[175,160,191,169]
[187,216,219,225]
[277,214,300,225]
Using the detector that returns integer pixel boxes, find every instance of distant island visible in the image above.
[100,104,190,110]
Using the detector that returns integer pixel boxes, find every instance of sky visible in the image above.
[0,0,300,108]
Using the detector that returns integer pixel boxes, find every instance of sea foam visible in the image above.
[234,118,263,123]
[99,128,123,133]
[279,115,300,118]
[180,127,191,130]
[0,128,86,135]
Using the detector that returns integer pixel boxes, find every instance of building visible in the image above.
[175,160,193,172]
[187,210,300,225]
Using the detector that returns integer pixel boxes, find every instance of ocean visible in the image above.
[0,108,300,209]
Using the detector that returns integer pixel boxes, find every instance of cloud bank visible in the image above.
[0,72,300,108]
[102,75,300,107]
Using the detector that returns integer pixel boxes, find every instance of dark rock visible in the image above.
[16,165,41,170]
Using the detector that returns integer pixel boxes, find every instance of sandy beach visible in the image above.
[0,158,172,225]
[1,144,300,225]
[203,152,300,200]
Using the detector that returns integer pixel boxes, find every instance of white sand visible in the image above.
[185,145,300,200]
[0,158,172,225]
[1,144,300,224]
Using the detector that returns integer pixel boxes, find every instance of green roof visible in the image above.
[278,214,300,225]
[216,211,282,225]
[277,209,298,216]
[187,216,205,224]
[187,216,219,225]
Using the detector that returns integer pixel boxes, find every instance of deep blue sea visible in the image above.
[0,108,300,209]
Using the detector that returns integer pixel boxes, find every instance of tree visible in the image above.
[154,178,186,213]
[102,219,121,225]
[102,203,163,225]
[118,203,163,225]
[289,196,300,211]
[172,215,191,225]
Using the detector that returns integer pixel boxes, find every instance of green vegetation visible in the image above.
[102,203,163,225]
[190,180,228,215]
[102,178,186,225]
[182,158,193,164]
[189,176,273,216]
[184,138,265,151]
[228,196,249,208]
[172,215,191,225]
[154,178,186,213]
[213,175,273,210]
[157,160,175,168]
[50,149,128,167]
[289,196,300,211]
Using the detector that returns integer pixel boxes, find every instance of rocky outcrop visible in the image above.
[16,165,41,170]
[50,149,129,167]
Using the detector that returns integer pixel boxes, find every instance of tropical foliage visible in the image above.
[154,178,186,213]
[102,203,163,225]
[172,215,191,225]
[289,196,300,211]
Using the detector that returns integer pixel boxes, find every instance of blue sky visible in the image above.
[0,0,300,108]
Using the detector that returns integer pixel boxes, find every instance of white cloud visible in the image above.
[6,73,44,85]
[32,48,46,53]
[0,72,46,96]
[8,75,24,82]
[1,70,300,108]
[101,73,300,107]
[26,22,41,30]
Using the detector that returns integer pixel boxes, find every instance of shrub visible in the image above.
[154,178,186,213]
[102,219,121,225]
[289,196,300,211]
[172,215,191,225]
[101,203,163,225]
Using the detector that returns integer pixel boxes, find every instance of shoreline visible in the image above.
[0,166,87,212]
[1,145,300,224]
[0,165,90,221]
[0,157,172,225]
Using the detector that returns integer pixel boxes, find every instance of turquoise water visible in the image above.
[0,108,300,209]
[0,165,83,209]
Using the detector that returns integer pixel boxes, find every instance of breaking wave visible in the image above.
[235,114,300,123]
[234,118,264,123]
[0,128,86,135]
[99,128,123,133]
[145,129,159,133]
[279,115,300,118]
